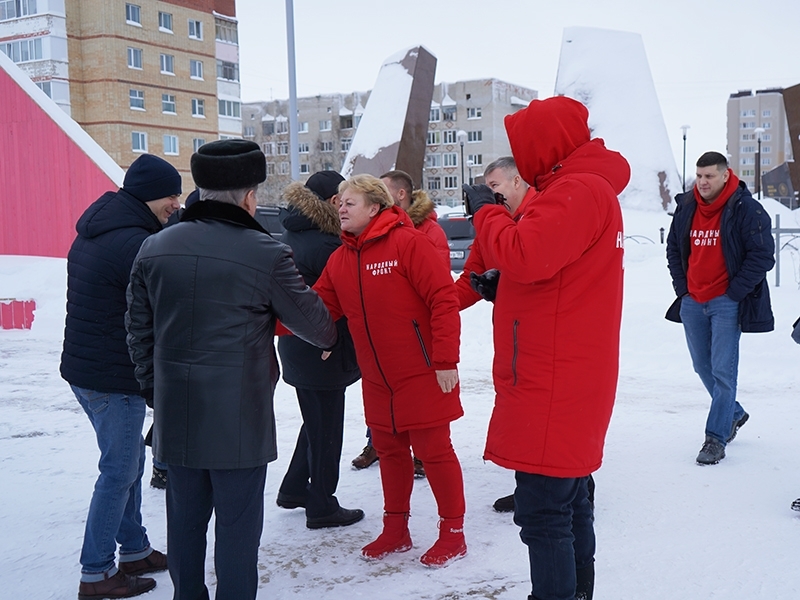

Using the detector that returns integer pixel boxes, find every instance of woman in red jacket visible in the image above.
[314,174,466,568]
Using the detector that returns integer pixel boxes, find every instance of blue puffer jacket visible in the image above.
[60,189,162,393]
[665,181,775,332]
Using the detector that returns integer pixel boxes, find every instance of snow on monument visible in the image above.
[555,27,679,211]
[341,46,436,188]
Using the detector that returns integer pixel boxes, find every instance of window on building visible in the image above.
[762,110,772,118]
[131,131,147,152]
[443,153,458,167]
[741,146,755,153]
[429,107,440,122]
[192,138,206,152]
[1,0,38,21]
[277,142,289,155]
[125,3,140,25]
[215,18,238,44]
[190,59,203,79]
[427,131,441,145]
[262,142,274,155]
[427,177,441,190]
[129,89,144,110]
[740,169,754,177]
[763,134,772,141]
[1,37,42,63]
[300,163,310,174]
[158,11,172,32]
[341,137,352,152]
[266,162,276,176]
[319,119,331,131]
[127,47,142,69]
[160,54,174,74]
[762,146,771,153]
[298,121,309,133]
[762,122,772,129]
[740,121,755,129]
[191,98,204,117]
[467,130,482,143]
[442,106,456,121]
[218,99,241,118]
[426,153,441,168]
[262,122,274,136]
[444,176,459,189]
[188,19,202,40]
[280,162,289,175]
[216,60,239,81]
[762,158,772,166]
[741,133,754,141]
[163,134,178,155]
[35,80,51,97]
[740,109,756,118]
[243,126,255,138]
[340,116,353,129]
[161,94,176,114]
[740,157,755,165]
[442,130,458,144]
[298,142,309,154]
[321,140,333,152]
[467,107,482,119]
[275,121,288,134]
[468,154,482,166]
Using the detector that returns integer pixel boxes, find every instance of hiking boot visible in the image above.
[727,412,749,443]
[413,457,426,479]
[276,492,306,509]
[149,466,167,490]
[352,445,379,469]
[792,498,800,512]
[696,436,725,465]
[306,506,364,529]
[420,516,467,568]
[78,571,156,599]
[493,493,514,513]
[119,549,167,576]
[361,512,413,560]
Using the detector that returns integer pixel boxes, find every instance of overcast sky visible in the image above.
[236,0,800,175]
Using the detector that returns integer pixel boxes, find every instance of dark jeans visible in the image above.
[514,472,595,600]
[279,388,346,518]
[166,464,267,600]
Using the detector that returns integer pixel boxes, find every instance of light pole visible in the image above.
[457,130,467,186]
[680,124,690,192]
[754,126,765,199]
[467,159,474,185]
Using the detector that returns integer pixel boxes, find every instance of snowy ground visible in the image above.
[2,201,800,599]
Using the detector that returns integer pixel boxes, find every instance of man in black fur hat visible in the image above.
[126,140,338,599]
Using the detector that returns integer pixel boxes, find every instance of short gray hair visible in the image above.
[198,186,258,206]
[484,156,518,178]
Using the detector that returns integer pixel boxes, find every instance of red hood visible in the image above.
[505,96,630,194]
[341,205,410,249]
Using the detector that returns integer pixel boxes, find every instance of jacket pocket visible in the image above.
[412,320,432,367]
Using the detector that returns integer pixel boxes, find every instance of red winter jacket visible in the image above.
[314,205,462,434]
[474,96,630,477]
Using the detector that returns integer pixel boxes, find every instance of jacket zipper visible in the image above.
[412,320,432,367]
[512,320,519,386]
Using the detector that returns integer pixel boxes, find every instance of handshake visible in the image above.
[462,184,506,217]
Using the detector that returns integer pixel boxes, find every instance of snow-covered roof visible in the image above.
[510,96,530,107]
[440,93,456,107]
[261,114,275,121]
[339,106,353,116]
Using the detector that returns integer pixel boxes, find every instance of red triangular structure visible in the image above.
[0,52,124,258]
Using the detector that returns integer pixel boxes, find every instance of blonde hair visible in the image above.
[338,174,394,209]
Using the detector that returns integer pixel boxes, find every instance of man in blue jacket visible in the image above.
[61,154,181,599]
[666,151,774,465]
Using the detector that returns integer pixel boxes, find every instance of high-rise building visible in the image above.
[0,0,241,191]
[726,88,793,193]
[243,78,537,206]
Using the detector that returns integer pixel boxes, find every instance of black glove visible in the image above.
[140,387,154,408]
[462,184,497,217]
[470,269,500,302]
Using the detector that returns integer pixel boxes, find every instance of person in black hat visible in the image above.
[275,171,364,529]
[126,140,339,600]
[61,152,180,599]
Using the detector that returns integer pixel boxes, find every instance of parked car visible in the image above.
[437,212,475,272]
[254,206,285,240]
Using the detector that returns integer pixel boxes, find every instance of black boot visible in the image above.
[576,563,595,600]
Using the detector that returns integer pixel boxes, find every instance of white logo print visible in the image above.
[365,259,398,276]
[691,229,720,246]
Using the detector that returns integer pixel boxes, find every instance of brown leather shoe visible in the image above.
[351,445,379,469]
[119,549,167,576]
[78,571,156,599]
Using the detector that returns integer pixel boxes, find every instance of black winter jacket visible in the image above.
[126,200,338,469]
[60,189,163,393]
[277,183,360,390]
[665,181,775,332]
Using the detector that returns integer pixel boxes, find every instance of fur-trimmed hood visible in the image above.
[281,181,341,236]
[407,190,437,228]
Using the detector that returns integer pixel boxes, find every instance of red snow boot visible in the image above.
[361,512,412,560]
[420,516,467,568]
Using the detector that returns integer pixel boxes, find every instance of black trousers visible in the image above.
[166,464,267,600]
[279,387,346,518]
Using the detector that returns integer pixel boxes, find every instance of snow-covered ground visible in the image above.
[2,201,800,599]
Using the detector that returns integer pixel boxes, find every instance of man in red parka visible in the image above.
[462,96,630,600]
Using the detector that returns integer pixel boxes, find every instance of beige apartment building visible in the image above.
[244,78,537,206]
[726,88,793,193]
[1,0,241,191]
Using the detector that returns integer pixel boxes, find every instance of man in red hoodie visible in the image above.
[462,97,630,600]
[666,151,774,465]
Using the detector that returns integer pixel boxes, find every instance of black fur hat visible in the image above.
[191,139,266,190]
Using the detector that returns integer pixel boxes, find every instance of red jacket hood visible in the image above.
[505,96,630,194]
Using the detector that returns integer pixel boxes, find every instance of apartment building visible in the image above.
[726,88,793,193]
[0,0,241,191]
[243,78,537,206]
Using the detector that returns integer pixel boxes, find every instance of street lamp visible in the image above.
[467,159,474,185]
[680,125,690,192]
[456,130,467,186]
[754,126,765,199]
